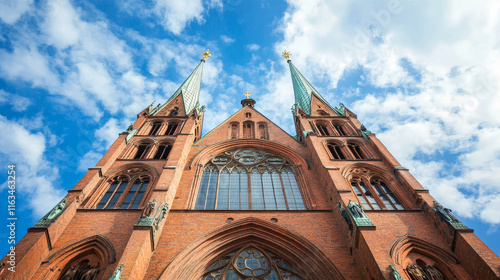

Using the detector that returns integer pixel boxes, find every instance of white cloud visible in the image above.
[247,44,260,51]
[0,90,32,112]
[221,35,235,43]
[268,0,500,225]
[153,0,204,34]
[0,115,65,216]
[0,0,33,24]
[0,45,59,88]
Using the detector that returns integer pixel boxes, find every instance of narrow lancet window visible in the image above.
[348,143,365,159]
[165,123,178,135]
[134,144,150,159]
[149,122,162,135]
[327,143,345,159]
[154,144,172,160]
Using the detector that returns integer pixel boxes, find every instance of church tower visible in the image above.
[1,51,499,280]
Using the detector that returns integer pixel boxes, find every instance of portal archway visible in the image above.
[158,217,345,280]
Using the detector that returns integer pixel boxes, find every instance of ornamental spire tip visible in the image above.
[202,49,211,60]
[282,50,291,60]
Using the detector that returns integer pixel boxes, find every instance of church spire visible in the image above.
[283,51,336,116]
[151,50,210,116]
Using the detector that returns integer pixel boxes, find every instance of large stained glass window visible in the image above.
[201,246,305,280]
[194,149,306,210]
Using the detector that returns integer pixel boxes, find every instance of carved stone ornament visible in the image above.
[32,198,68,228]
[337,202,353,232]
[59,260,100,280]
[152,204,170,237]
[135,199,157,227]
[390,264,403,280]
[108,264,124,280]
[346,200,374,227]
[333,102,346,116]
[142,199,156,218]
[433,201,469,230]
[291,103,298,115]
[406,264,447,280]
[360,124,372,140]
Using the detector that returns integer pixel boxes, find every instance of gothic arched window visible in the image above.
[165,122,179,135]
[370,179,403,210]
[153,144,172,159]
[149,122,162,135]
[316,122,331,136]
[349,175,403,210]
[194,149,306,210]
[333,123,346,136]
[201,246,306,280]
[347,143,366,159]
[134,143,151,159]
[326,143,345,160]
[96,175,150,209]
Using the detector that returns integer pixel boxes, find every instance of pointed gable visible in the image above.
[152,94,186,117]
[196,104,298,146]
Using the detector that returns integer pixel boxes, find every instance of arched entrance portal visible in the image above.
[159,217,345,280]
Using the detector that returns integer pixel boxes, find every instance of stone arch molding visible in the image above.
[158,217,345,280]
[35,235,116,280]
[190,139,308,169]
[390,235,460,278]
[342,162,396,183]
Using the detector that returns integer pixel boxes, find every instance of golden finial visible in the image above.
[244,92,251,99]
[202,49,211,60]
[282,50,291,60]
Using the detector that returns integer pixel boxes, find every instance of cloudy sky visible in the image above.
[0,0,499,256]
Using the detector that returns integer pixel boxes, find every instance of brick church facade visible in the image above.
[2,51,499,280]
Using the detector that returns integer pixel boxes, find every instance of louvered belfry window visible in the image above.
[194,149,306,210]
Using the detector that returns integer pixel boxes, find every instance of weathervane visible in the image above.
[244,92,251,99]
[202,49,211,60]
[282,50,291,60]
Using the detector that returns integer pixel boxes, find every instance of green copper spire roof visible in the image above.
[151,51,209,116]
[287,60,337,116]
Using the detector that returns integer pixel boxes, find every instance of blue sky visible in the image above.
[0,0,499,257]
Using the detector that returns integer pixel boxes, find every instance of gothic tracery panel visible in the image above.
[194,149,306,210]
[201,246,305,280]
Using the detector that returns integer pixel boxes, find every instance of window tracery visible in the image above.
[406,261,447,280]
[201,246,305,280]
[58,259,100,280]
[347,167,404,210]
[137,120,182,136]
[123,140,173,160]
[326,143,345,159]
[96,169,151,209]
[194,149,306,210]
[347,143,365,159]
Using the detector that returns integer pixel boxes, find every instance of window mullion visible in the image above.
[278,172,290,210]
[103,181,122,209]
[247,171,252,210]
[203,170,212,210]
